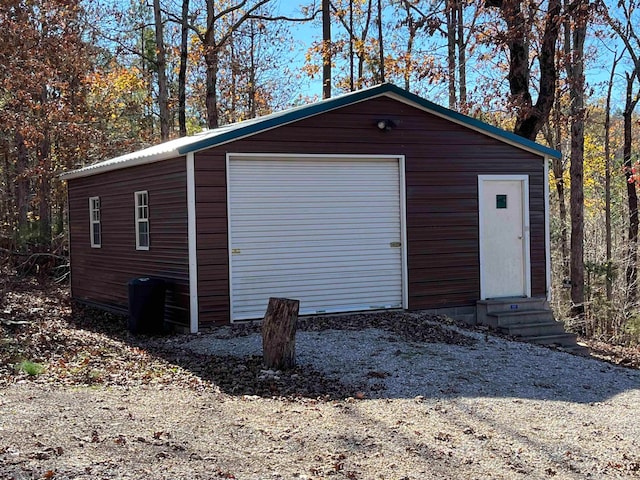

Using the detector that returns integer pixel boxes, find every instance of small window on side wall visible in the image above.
[135,191,149,250]
[89,196,101,248]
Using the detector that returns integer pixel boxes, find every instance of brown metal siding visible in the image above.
[192,151,228,326]
[194,96,548,324]
[68,158,190,327]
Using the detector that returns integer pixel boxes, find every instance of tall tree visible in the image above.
[178,0,190,136]
[446,0,458,108]
[455,0,466,107]
[152,0,170,140]
[322,0,332,98]
[542,84,569,280]
[377,0,385,82]
[603,52,623,303]
[324,0,374,90]
[622,72,640,304]
[194,0,273,129]
[486,0,562,140]
[397,0,421,90]
[565,0,589,317]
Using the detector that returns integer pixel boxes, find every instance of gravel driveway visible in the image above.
[185,319,639,403]
[2,311,639,479]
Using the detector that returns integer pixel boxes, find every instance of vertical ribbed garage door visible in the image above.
[228,155,404,321]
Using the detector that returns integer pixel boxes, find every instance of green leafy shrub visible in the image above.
[16,360,45,376]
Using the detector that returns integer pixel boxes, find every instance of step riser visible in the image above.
[482,313,554,329]
[500,324,566,337]
[477,297,549,315]
[490,313,555,328]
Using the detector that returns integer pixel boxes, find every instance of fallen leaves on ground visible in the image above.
[1,263,638,400]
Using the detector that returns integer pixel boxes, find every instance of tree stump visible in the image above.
[262,297,299,370]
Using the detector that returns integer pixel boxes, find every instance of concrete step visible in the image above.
[526,332,580,347]
[499,320,567,337]
[476,298,590,355]
[477,296,549,314]
[476,297,550,326]
[485,309,554,328]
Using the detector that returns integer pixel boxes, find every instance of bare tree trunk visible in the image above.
[401,0,415,91]
[322,0,331,99]
[14,131,28,236]
[37,132,51,250]
[446,0,457,108]
[248,20,257,118]
[205,47,219,129]
[1,148,10,232]
[153,0,170,140]
[230,21,238,123]
[623,72,640,305]
[547,87,569,279]
[456,0,466,107]
[203,0,219,129]
[377,0,384,82]
[178,0,189,137]
[567,0,588,317]
[357,0,373,87]
[552,152,569,280]
[199,0,271,129]
[604,53,621,304]
[262,297,299,370]
[487,0,561,140]
[349,0,354,90]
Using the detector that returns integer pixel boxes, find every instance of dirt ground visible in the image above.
[1,270,640,479]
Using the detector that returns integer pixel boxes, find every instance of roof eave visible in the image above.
[60,150,182,180]
[381,85,561,160]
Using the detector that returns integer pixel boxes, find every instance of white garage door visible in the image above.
[227,155,405,321]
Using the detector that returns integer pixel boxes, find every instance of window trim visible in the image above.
[135,190,149,250]
[89,196,101,248]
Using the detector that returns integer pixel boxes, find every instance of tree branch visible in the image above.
[248,9,321,22]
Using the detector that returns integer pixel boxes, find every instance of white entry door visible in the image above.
[478,175,531,299]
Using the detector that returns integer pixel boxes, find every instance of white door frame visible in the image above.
[225,153,409,322]
[478,174,531,300]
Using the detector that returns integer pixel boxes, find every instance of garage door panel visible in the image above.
[233,259,400,273]
[233,282,402,300]
[234,237,399,249]
[232,248,400,260]
[228,156,404,320]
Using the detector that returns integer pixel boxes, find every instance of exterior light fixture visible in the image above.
[376,119,394,131]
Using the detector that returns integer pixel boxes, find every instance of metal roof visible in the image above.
[61,83,561,180]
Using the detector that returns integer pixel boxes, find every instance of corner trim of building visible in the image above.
[544,157,552,303]
[186,152,199,333]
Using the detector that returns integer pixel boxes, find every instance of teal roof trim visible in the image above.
[62,83,560,180]
[383,84,561,159]
[177,83,561,159]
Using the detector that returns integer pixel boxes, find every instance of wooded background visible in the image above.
[1,0,638,343]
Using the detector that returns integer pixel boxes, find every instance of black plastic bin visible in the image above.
[127,277,166,334]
